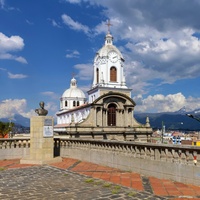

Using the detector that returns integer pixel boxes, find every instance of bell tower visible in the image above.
[88,21,132,103]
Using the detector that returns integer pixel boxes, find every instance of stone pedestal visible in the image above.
[20,116,62,164]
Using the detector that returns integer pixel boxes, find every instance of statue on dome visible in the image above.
[35,101,48,116]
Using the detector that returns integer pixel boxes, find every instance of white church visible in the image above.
[54,27,152,141]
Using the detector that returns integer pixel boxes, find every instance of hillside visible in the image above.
[135,112,200,131]
[1,111,200,131]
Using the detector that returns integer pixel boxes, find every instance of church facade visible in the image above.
[54,30,152,141]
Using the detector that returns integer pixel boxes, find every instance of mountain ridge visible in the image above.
[1,108,200,130]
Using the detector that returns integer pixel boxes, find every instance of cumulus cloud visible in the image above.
[62,14,90,34]
[26,19,34,25]
[60,1,200,113]
[52,19,61,28]
[133,93,200,113]
[66,50,80,58]
[64,0,81,4]
[0,67,6,71]
[0,0,18,11]
[64,0,200,96]
[0,32,24,52]
[45,101,58,113]
[0,0,5,9]
[41,91,60,100]
[8,72,28,79]
[48,18,61,28]
[0,99,34,119]
[74,63,93,80]
[0,53,27,63]
[0,32,27,64]
[0,99,58,119]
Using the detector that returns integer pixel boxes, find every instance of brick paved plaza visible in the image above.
[0,158,199,200]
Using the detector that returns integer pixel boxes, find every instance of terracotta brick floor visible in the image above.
[0,157,199,199]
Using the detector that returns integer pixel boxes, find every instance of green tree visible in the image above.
[0,121,14,138]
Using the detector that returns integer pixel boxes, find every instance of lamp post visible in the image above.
[161,121,164,143]
[186,114,200,139]
[9,117,13,138]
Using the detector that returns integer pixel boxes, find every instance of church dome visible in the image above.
[62,88,85,99]
[62,78,86,99]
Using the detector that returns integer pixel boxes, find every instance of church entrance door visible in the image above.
[107,104,116,126]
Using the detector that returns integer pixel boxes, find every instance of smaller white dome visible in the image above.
[62,78,85,99]
[62,88,86,99]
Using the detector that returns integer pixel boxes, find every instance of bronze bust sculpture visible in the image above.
[35,101,48,116]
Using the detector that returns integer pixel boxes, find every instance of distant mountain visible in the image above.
[135,111,200,131]
[174,106,187,114]
[0,114,30,127]
[1,109,200,131]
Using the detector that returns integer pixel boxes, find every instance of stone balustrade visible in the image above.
[57,138,200,165]
[0,138,30,149]
[0,138,30,160]
[57,138,200,185]
[0,138,200,185]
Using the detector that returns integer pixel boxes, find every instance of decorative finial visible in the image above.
[71,72,76,78]
[106,19,112,34]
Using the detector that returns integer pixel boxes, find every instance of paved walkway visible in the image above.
[0,158,199,200]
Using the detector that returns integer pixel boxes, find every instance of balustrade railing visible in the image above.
[0,138,30,149]
[0,138,199,166]
[0,137,199,184]
[57,138,200,166]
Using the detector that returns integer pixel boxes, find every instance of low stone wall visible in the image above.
[58,139,200,185]
[0,139,30,160]
[1,138,200,185]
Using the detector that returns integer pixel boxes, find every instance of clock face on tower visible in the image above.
[108,51,118,63]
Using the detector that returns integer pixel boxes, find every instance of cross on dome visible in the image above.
[106,19,112,34]
[105,20,113,45]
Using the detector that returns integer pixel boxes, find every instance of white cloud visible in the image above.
[74,63,93,80]
[26,19,34,25]
[71,1,200,95]
[64,0,81,3]
[0,67,6,71]
[15,56,28,64]
[47,18,61,28]
[0,32,24,52]
[0,53,27,63]
[133,93,200,113]
[0,99,58,119]
[0,0,5,9]
[0,0,18,11]
[0,99,34,119]
[8,72,28,79]
[45,101,58,113]
[52,19,61,28]
[66,50,80,58]
[0,32,27,64]
[41,91,59,100]
[62,14,90,34]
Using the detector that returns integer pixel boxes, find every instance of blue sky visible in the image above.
[1,0,200,120]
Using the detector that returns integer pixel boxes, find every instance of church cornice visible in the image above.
[87,86,132,95]
[92,91,136,106]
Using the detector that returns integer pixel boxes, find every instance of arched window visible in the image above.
[77,101,80,106]
[73,101,76,107]
[110,67,117,82]
[107,104,116,126]
[96,68,99,83]
[65,101,68,107]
